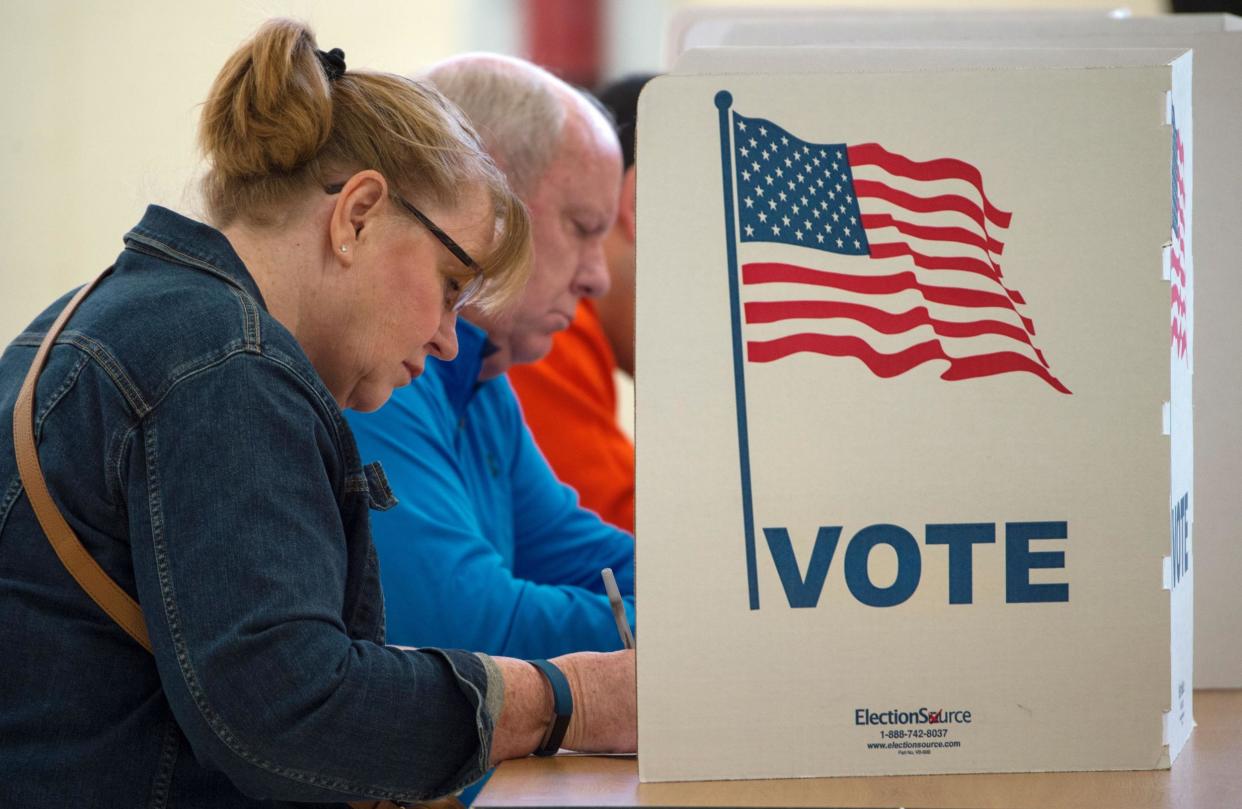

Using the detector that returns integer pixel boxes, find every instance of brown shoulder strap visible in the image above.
[12,268,152,652]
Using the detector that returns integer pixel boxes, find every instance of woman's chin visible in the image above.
[344,384,393,414]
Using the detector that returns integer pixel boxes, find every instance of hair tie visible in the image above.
[317,48,347,82]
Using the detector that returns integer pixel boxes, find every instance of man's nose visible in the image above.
[573,245,611,299]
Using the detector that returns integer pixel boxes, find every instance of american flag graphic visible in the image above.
[1170,110,1188,361]
[729,111,1070,394]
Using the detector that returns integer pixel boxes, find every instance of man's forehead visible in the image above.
[534,113,621,199]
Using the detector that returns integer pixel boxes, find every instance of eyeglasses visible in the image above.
[325,182,485,312]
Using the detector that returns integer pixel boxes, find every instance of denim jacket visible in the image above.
[0,207,497,807]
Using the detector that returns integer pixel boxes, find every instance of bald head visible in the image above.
[424,54,623,379]
[425,53,614,196]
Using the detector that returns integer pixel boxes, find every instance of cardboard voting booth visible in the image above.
[635,54,1193,781]
[663,7,1134,67]
[665,10,1239,61]
[663,10,1242,691]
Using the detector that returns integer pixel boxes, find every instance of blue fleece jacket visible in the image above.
[347,320,635,660]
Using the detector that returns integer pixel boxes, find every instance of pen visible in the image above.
[601,567,635,650]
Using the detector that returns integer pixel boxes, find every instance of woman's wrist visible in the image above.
[488,656,554,764]
[551,651,637,753]
[488,650,637,763]
[527,660,574,755]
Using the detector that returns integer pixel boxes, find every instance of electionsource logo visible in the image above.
[855,707,973,726]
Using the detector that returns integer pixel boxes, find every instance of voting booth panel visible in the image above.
[665,11,1239,62]
[672,45,1193,74]
[635,57,1193,781]
[663,12,1242,692]
[663,7,1134,67]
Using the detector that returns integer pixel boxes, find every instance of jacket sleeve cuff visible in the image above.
[419,648,499,795]
[476,652,506,729]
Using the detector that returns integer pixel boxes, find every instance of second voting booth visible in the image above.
[635,51,1193,781]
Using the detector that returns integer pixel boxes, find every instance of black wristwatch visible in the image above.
[528,659,574,756]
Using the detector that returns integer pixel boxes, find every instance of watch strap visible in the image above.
[528,659,573,756]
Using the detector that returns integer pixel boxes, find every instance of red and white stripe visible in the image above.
[1170,128,1188,360]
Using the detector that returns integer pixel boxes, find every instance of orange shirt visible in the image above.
[509,299,635,533]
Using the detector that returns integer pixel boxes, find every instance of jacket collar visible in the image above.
[122,205,268,311]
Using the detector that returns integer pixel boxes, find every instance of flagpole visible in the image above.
[715,90,760,611]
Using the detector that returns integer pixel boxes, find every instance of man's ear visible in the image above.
[618,165,637,244]
[329,170,389,263]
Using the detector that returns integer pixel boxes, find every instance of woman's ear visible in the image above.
[329,170,389,263]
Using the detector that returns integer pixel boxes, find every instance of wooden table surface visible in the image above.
[477,689,1241,808]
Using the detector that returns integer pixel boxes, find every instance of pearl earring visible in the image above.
[340,245,348,253]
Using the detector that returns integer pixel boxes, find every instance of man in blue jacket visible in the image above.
[348,54,631,660]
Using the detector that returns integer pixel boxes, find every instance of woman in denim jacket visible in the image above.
[0,19,635,807]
